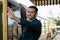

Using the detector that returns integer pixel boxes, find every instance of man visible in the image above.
[7,6,42,40]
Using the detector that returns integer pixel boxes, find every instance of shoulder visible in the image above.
[34,19,41,23]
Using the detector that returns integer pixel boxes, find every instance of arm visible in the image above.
[19,18,42,31]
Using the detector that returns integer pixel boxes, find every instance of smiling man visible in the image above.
[7,6,42,40]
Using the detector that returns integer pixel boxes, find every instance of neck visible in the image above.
[27,18,36,21]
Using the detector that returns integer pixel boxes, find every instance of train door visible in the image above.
[7,0,27,40]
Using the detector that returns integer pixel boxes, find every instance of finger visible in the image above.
[7,8,13,15]
[7,7,10,11]
[7,12,12,18]
[7,7,13,12]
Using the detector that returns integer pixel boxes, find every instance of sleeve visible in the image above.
[18,18,42,31]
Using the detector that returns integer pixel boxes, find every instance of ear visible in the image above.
[36,13,37,16]
[35,13,37,17]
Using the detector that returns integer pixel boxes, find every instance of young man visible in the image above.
[7,6,42,40]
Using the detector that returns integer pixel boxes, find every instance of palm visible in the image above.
[7,7,15,19]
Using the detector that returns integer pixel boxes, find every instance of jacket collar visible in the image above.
[27,18,37,22]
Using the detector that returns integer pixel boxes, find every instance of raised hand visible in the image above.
[7,6,20,23]
[7,6,15,20]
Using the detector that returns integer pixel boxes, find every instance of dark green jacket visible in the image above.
[18,18,42,40]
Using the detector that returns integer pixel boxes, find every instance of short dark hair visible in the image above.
[29,6,38,13]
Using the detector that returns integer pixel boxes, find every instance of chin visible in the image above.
[29,18,33,20]
[28,18,31,20]
[27,16,34,20]
[27,17,32,20]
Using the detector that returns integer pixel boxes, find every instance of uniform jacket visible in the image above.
[18,18,42,40]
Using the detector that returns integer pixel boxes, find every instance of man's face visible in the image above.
[27,8,37,20]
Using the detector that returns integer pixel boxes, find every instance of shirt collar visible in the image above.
[27,18,36,22]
